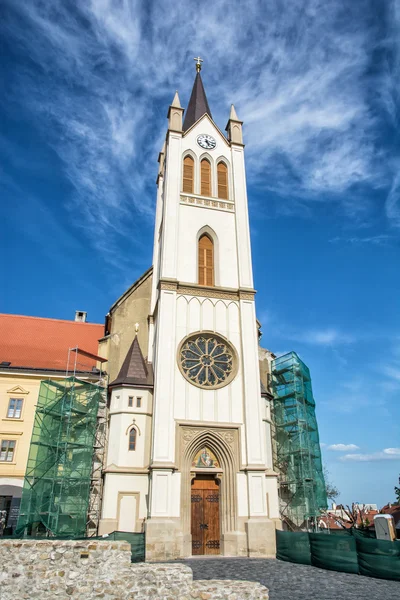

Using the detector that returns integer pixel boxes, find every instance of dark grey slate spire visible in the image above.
[110,335,153,388]
[183,72,212,131]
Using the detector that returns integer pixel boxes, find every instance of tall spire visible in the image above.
[183,58,212,131]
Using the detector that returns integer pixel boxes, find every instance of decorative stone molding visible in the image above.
[239,291,256,300]
[159,280,178,292]
[158,279,256,302]
[178,423,240,538]
[179,285,239,300]
[177,330,238,390]
[180,193,235,213]
[180,425,237,453]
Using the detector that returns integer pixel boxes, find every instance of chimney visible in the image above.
[75,310,87,323]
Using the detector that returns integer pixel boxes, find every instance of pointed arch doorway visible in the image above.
[180,425,240,557]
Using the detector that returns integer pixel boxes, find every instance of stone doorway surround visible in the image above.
[178,422,247,557]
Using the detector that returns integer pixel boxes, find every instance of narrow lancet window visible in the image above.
[217,162,228,200]
[200,159,211,196]
[198,234,214,286]
[183,155,194,193]
[128,428,137,451]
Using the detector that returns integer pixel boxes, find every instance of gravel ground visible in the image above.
[176,557,400,600]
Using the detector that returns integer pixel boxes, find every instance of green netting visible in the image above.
[276,530,399,580]
[90,532,146,563]
[15,377,103,538]
[271,352,328,529]
[351,527,376,539]
[309,532,358,573]
[276,530,311,564]
[356,537,400,581]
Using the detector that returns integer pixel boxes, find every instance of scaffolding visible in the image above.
[16,377,106,538]
[271,352,327,530]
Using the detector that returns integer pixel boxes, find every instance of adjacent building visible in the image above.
[0,313,103,532]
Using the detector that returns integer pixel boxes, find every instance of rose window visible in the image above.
[178,333,237,389]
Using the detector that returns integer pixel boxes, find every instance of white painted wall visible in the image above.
[106,388,152,468]
[147,108,278,524]
[101,473,149,527]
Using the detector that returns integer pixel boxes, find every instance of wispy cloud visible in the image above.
[2,0,398,267]
[329,235,395,246]
[292,328,354,346]
[328,444,360,452]
[340,448,400,462]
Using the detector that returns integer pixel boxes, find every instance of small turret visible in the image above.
[225,104,243,145]
[167,91,184,132]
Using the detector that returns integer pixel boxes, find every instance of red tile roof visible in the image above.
[0,314,103,371]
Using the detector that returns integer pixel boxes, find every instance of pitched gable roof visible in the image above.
[183,72,212,131]
[0,313,103,371]
[110,335,153,388]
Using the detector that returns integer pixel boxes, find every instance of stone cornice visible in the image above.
[158,279,256,301]
[103,465,149,474]
[149,462,178,471]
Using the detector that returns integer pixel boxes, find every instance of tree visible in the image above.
[325,503,369,530]
[323,465,339,502]
[395,474,400,505]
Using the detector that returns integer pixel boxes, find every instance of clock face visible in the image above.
[197,134,216,150]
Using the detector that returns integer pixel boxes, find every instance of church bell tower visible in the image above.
[145,58,280,559]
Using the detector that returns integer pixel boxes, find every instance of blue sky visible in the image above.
[1,0,400,507]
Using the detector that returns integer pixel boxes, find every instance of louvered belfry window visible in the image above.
[217,162,228,200]
[183,155,194,194]
[200,159,211,196]
[198,234,214,286]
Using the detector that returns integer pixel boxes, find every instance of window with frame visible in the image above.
[0,440,16,462]
[200,159,211,196]
[198,234,214,286]
[128,428,137,451]
[182,155,194,194]
[128,396,133,407]
[217,162,228,200]
[136,397,142,408]
[7,398,23,419]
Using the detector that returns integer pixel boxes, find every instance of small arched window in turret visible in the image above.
[200,159,211,197]
[198,234,214,286]
[183,155,194,194]
[128,427,137,451]
[217,162,228,200]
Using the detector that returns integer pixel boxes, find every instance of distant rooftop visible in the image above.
[0,313,103,372]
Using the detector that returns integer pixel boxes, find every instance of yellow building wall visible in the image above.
[0,374,42,483]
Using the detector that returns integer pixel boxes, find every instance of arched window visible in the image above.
[198,234,214,286]
[200,159,211,197]
[182,156,194,194]
[128,428,137,451]
[217,162,228,200]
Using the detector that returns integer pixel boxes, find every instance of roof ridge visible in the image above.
[0,314,103,326]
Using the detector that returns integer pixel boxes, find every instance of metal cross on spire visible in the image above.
[194,56,203,72]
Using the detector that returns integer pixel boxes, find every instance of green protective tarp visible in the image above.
[89,531,145,562]
[276,530,311,565]
[309,532,359,574]
[351,528,376,539]
[356,537,400,581]
[105,531,146,563]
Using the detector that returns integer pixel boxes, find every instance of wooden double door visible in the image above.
[191,475,220,555]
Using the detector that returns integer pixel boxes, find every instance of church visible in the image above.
[97,59,280,560]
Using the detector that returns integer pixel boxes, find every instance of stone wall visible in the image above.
[0,539,268,600]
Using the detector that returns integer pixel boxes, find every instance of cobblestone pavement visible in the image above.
[177,558,400,600]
